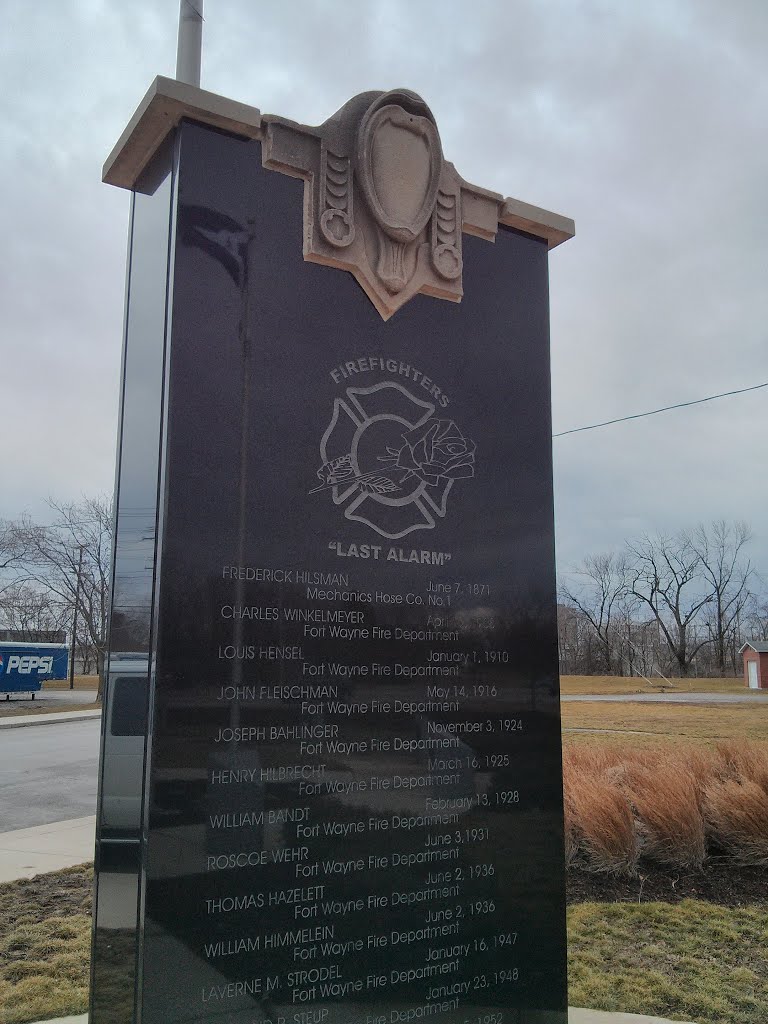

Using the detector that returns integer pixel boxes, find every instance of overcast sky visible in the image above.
[2,0,766,581]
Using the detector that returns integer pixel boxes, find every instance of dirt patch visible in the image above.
[0,864,93,928]
[568,857,768,907]
[0,700,100,718]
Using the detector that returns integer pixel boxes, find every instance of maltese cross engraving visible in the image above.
[311,382,476,539]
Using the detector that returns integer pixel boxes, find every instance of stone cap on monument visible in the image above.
[104,76,574,320]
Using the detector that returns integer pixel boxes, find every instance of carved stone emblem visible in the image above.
[262,89,501,321]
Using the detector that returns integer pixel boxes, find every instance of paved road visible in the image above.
[563,691,768,704]
[0,719,100,831]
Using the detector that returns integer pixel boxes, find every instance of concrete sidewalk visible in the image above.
[32,1012,696,1024]
[0,708,101,729]
[564,690,768,704]
[0,815,95,882]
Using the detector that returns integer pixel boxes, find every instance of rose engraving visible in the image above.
[383,419,476,487]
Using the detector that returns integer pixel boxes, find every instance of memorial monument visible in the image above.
[90,64,574,1024]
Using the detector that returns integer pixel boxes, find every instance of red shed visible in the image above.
[739,641,768,689]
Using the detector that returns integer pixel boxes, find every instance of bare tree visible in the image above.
[559,553,629,674]
[559,523,763,678]
[557,603,588,674]
[0,582,69,641]
[689,520,753,675]
[0,519,33,594]
[626,531,713,677]
[19,496,112,694]
[743,591,768,643]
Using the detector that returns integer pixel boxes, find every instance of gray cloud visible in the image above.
[1,1,765,575]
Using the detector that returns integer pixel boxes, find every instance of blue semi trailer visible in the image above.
[0,642,69,699]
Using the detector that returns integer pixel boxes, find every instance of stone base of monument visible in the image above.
[570,1013,695,1024]
[32,1011,697,1024]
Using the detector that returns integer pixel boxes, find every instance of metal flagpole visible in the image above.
[176,0,204,86]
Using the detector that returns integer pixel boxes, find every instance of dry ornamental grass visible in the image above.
[624,762,706,868]
[563,741,768,874]
[563,761,638,873]
[704,779,768,866]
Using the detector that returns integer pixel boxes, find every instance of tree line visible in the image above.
[1,502,764,685]
[558,520,767,678]
[0,496,112,684]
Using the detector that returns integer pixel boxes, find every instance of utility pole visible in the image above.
[69,545,84,690]
[176,0,203,87]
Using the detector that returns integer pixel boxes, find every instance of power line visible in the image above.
[553,380,768,438]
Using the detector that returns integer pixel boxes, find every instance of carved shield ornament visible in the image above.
[262,89,502,320]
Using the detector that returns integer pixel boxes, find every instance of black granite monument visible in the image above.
[91,78,574,1024]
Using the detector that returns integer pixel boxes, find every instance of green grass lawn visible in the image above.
[562,700,768,747]
[41,676,98,691]
[0,866,91,1024]
[569,899,768,1024]
[2,867,766,1024]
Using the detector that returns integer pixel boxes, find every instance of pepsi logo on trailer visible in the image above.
[5,655,55,675]
[0,643,69,693]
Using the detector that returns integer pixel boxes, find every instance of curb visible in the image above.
[29,1019,87,1024]
[29,1018,87,1024]
[0,710,101,729]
